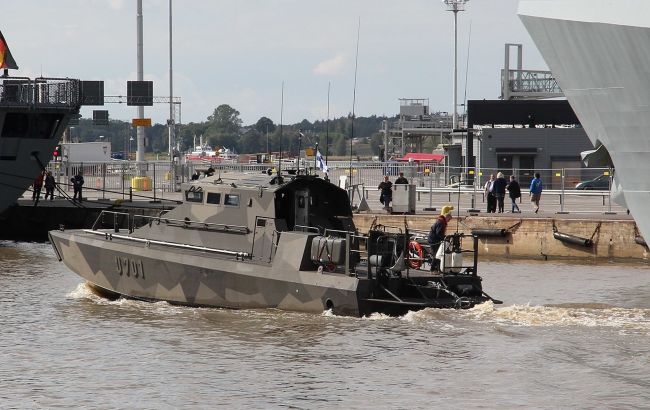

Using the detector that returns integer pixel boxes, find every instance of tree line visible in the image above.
[71,104,395,157]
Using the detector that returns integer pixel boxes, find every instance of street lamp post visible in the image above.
[443,0,469,131]
[129,137,134,160]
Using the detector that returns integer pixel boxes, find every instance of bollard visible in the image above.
[129,186,133,202]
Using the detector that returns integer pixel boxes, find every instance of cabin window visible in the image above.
[224,194,240,206]
[207,192,221,205]
[185,190,204,203]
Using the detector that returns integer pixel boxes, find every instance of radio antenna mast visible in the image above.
[349,17,361,187]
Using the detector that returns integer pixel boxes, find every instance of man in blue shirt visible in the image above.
[529,172,543,214]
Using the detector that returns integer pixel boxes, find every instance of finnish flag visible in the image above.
[316,149,328,173]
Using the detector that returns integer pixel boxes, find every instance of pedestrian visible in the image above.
[484,174,496,213]
[427,205,453,272]
[191,170,200,181]
[32,170,45,205]
[529,172,543,213]
[71,171,84,202]
[394,172,408,184]
[205,166,215,177]
[378,175,393,209]
[493,172,508,213]
[506,175,521,213]
[44,171,56,201]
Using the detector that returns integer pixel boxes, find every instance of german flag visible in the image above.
[0,30,18,70]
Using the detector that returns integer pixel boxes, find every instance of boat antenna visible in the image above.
[297,130,304,175]
[350,17,361,187]
[462,20,472,118]
[326,81,330,163]
[278,81,284,180]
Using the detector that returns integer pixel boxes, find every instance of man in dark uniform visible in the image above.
[378,175,393,209]
[395,172,408,184]
[71,171,84,202]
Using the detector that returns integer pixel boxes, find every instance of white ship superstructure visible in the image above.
[519,0,650,240]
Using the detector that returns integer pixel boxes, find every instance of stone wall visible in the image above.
[353,214,649,262]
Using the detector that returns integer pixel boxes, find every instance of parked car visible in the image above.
[575,174,610,190]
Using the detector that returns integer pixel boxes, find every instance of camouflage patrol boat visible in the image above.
[49,173,499,317]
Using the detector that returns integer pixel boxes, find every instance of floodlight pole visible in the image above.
[168,0,175,162]
[136,0,145,162]
[443,0,468,131]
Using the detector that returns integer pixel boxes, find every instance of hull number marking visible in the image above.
[116,257,145,279]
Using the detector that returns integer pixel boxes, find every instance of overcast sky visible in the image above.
[2,0,548,125]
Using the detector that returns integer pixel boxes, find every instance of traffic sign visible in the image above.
[132,118,152,127]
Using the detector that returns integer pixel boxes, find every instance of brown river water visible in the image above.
[2,241,650,409]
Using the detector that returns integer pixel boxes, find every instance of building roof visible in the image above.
[398,152,444,162]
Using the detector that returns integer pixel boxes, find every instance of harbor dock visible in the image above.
[7,184,646,262]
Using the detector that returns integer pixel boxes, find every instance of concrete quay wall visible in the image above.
[353,214,649,262]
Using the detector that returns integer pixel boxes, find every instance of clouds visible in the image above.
[4,0,547,125]
[313,55,346,76]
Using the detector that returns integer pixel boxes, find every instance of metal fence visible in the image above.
[44,159,618,213]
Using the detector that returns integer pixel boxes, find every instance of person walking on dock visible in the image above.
[529,172,543,213]
[32,170,44,205]
[44,171,55,201]
[484,174,496,213]
[71,171,84,202]
[493,172,507,213]
[506,175,521,213]
[378,175,393,209]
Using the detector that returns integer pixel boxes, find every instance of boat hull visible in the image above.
[50,230,365,316]
[519,0,650,241]
[50,229,489,317]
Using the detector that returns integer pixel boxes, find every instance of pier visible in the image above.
[7,179,645,262]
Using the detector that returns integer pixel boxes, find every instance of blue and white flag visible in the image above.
[316,149,328,173]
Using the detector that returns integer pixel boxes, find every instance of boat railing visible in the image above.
[294,225,321,234]
[0,76,81,109]
[91,210,249,235]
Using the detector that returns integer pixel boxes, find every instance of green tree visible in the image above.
[207,104,242,134]
[255,117,276,134]
[241,128,262,154]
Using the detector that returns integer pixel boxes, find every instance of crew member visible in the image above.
[427,205,453,271]
[71,171,84,202]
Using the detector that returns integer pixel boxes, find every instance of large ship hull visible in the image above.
[518,0,650,240]
[0,78,81,213]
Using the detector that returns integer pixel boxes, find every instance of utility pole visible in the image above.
[443,0,468,131]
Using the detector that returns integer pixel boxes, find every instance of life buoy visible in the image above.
[408,240,424,269]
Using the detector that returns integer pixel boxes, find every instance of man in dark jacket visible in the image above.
[506,175,521,213]
[428,205,453,271]
[71,172,84,202]
[378,175,393,209]
[394,172,408,184]
[44,171,56,201]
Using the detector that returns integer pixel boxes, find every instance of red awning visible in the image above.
[397,153,444,162]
